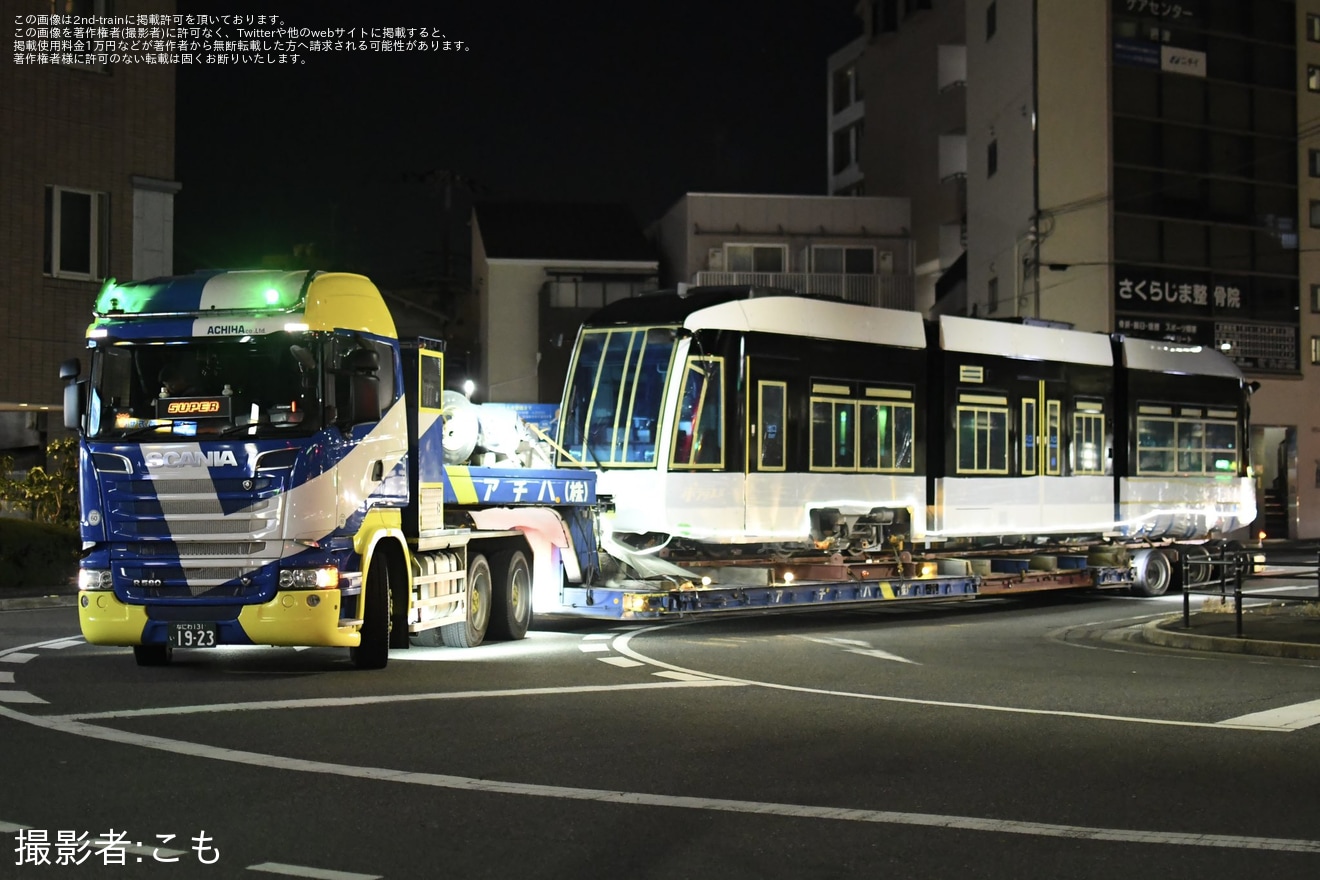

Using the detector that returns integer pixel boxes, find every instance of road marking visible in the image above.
[582,633,613,640]
[52,680,744,722]
[611,627,1292,732]
[653,670,712,682]
[1219,698,1320,731]
[0,671,13,684]
[0,690,47,704]
[0,818,188,860]
[597,656,645,668]
[576,643,610,653]
[40,639,84,650]
[0,652,38,664]
[249,862,382,880]
[3,708,1319,856]
[801,635,920,665]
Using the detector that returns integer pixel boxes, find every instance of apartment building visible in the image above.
[0,0,178,466]
[829,0,1319,539]
[649,192,915,311]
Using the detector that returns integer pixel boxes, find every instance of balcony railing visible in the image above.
[691,272,915,311]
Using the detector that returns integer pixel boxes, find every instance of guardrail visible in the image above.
[1180,548,1320,638]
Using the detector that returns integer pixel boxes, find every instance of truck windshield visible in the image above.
[86,335,323,440]
[557,325,676,468]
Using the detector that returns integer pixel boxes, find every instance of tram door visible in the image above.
[1019,379,1064,478]
[745,357,796,537]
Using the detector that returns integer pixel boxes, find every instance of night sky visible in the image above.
[172,1,860,283]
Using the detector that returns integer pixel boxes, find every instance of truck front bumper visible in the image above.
[78,589,361,648]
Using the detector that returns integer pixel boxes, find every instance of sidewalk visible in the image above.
[0,580,78,611]
[1144,599,1320,661]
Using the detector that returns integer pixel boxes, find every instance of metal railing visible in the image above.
[691,272,915,311]
[1181,547,1320,638]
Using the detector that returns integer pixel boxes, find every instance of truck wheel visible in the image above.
[488,549,532,641]
[1130,548,1172,597]
[441,553,491,648]
[1182,544,1212,585]
[351,553,391,669]
[133,644,172,667]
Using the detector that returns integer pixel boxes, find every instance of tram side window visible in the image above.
[859,399,915,472]
[1136,408,1237,475]
[672,357,724,468]
[810,397,857,470]
[956,401,1009,474]
[1137,415,1176,474]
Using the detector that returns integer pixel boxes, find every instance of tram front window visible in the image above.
[558,326,676,468]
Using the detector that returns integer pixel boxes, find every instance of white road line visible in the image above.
[653,671,713,682]
[0,671,13,684]
[582,633,613,641]
[0,691,47,705]
[2,707,1319,856]
[597,656,645,668]
[52,680,745,721]
[0,652,38,664]
[1219,698,1320,731]
[611,627,1292,732]
[576,643,610,653]
[0,819,187,860]
[249,862,382,880]
[40,639,84,650]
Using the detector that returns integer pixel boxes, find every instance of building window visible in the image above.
[725,244,786,273]
[832,64,862,114]
[988,276,998,313]
[1309,65,1320,93]
[812,246,876,275]
[987,139,998,177]
[1310,150,1320,178]
[1310,200,1320,228]
[548,276,645,308]
[1312,337,1320,365]
[1311,284,1320,313]
[986,1,997,40]
[44,185,108,280]
[1309,13,1320,42]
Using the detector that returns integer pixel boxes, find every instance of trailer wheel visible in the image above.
[1182,544,1212,586]
[133,644,172,667]
[488,549,532,641]
[441,553,491,648]
[351,552,392,669]
[1130,548,1172,597]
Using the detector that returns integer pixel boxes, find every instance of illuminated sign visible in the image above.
[155,396,231,419]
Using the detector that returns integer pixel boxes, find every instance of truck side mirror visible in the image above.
[343,348,381,426]
[59,358,84,432]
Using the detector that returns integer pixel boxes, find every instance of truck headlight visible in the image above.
[78,569,113,591]
[279,567,339,590]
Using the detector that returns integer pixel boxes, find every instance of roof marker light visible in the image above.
[264,287,280,305]
[284,322,309,333]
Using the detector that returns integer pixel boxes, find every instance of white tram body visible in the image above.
[555,288,1256,551]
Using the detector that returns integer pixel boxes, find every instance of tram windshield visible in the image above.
[557,326,677,468]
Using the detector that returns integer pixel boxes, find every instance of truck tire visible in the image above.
[133,644,172,666]
[488,549,532,641]
[441,553,491,648]
[1130,548,1172,597]
[351,553,391,669]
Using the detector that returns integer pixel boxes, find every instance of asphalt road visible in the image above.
[1,585,1318,879]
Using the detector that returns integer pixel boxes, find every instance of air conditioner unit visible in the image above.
[707,247,724,271]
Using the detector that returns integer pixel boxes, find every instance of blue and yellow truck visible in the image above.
[60,269,598,668]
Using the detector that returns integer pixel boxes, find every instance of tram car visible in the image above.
[554,286,1256,561]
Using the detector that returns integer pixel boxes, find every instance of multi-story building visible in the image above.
[649,192,915,310]
[0,0,178,467]
[830,0,1320,540]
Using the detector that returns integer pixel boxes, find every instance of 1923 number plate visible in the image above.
[168,622,217,648]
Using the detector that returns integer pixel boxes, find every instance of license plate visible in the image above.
[168,622,218,648]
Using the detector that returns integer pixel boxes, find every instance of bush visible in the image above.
[0,517,78,589]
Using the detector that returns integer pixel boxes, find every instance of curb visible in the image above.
[0,594,78,612]
[1141,616,1320,661]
